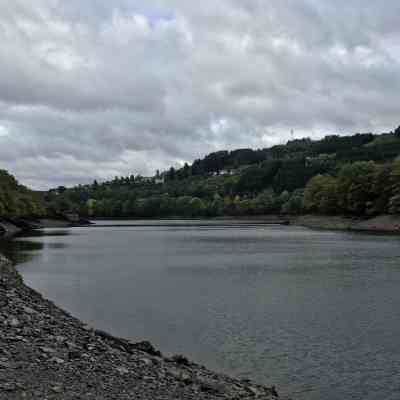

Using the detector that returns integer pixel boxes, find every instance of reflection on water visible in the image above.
[1,223,400,400]
[0,237,43,265]
[0,229,70,265]
[19,229,72,238]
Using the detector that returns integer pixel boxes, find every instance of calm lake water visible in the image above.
[1,221,400,400]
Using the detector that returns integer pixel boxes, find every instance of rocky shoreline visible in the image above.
[0,255,283,400]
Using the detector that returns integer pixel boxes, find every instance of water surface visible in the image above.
[2,221,400,400]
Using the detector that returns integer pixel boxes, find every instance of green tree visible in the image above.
[86,199,96,217]
[303,174,339,214]
[389,161,400,214]
[209,194,224,216]
[189,197,206,216]
[367,164,393,215]
[337,162,377,215]
[281,190,304,215]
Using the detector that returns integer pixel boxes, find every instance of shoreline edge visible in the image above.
[0,254,285,400]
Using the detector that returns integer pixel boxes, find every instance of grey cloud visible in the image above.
[0,0,399,189]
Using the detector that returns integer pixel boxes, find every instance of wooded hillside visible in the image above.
[44,130,400,218]
[0,170,45,218]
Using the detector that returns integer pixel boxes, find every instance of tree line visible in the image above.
[44,129,400,219]
[303,161,400,216]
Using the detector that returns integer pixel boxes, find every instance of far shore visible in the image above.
[1,214,399,238]
[36,214,400,234]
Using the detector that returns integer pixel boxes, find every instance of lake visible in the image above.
[1,221,400,399]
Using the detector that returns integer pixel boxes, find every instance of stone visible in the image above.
[83,324,93,331]
[140,357,153,366]
[39,346,56,354]
[86,344,96,351]
[169,369,193,385]
[50,357,65,364]
[116,366,129,375]
[131,340,162,357]
[9,317,20,327]
[249,386,262,396]
[51,385,63,393]
[23,306,35,315]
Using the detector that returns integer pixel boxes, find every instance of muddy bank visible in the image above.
[0,255,283,400]
[293,214,400,233]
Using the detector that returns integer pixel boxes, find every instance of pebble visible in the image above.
[168,369,193,384]
[23,306,35,315]
[116,366,129,375]
[9,317,20,327]
[51,385,63,393]
[140,357,153,366]
[39,346,56,354]
[50,357,65,364]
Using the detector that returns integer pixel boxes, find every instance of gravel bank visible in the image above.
[0,255,283,400]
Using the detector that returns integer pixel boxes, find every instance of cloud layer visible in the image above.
[0,0,399,188]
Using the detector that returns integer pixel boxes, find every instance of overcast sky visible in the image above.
[0,0,399,189]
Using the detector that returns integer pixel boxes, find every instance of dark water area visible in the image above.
[1,221,400,400]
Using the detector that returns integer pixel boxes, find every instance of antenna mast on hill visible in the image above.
[291,129,294,140]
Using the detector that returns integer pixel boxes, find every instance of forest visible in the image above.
[0,170,45,219]
[43,129,400,219]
